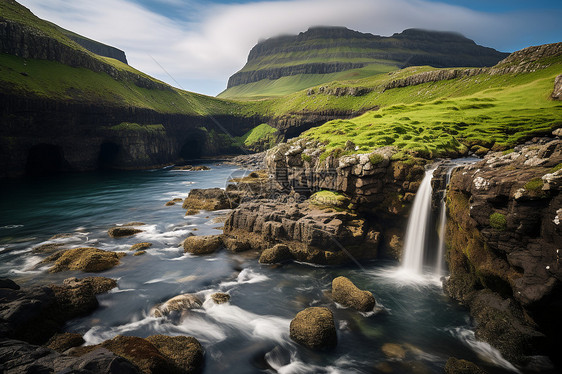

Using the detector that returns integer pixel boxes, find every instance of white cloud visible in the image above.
[18,0,560,96]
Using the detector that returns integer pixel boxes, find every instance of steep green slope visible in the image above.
[295,46,562,160]
[220,26,508,99]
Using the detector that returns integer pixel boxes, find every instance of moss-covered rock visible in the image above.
[289,307,337,350]
[46,332,85,352]
[210,292,230,304]
[108,227,143,238]
[331,276,376,312]
[183,235,223,255]
[259,244,293,264]
[445,357,486,374]
[46,247,125,273]
[146,335,204,374]
[130,242,152,251]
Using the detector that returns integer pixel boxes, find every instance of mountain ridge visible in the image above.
[221,26,509,98]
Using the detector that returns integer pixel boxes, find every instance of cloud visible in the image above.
[18,0,561,96]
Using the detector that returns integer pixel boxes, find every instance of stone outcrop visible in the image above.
[0,277,116,344]
[0,339,140,374]
[552,74,562,100]
[289,307,337,350]
[44,247,126,273]
[182,188,241,212]
[223,198,380,265]
[444,138,562,368]
[331,276,376,312]
[445,357,486,374]
[183,235,223,255]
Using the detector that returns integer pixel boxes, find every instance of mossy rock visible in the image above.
[46,333,85,353]
[289,307,337,350]
[259,244,293,264]
[211,292,230,304]
[332,276,376,312]
[489,212,507,231]
[130,242,152,251]
[108,226,143,238]
[309,190,350,211]
[47,247,125,273]
[146,335,204,374]
[445,357,487,374]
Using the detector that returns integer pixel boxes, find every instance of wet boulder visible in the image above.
[445,357,487,374]
[289,307,337,350]
[151,293,203,318]
[259,244,293,264]
[46,247,126,273]
[146,335,204,373]
[46,332,85,352]
[331,276,376,312]
[210,292,230,304]
[182,188,240,211]
[183,235,223,255]
[108,226,143,238]
[130,242,152,251]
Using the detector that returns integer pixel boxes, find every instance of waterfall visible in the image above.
[434,167,454,277]
[401,167,436,274]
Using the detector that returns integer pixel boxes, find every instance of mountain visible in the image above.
[219,26,509,99]
[0,0,265,177]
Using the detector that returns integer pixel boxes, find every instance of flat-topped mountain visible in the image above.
[220,26,508,98]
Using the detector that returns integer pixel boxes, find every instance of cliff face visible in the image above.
[444,137,562,369]
[226,26,508,90]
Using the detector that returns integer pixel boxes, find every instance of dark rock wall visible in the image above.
[65,34,128,65]
[444,138,562,367]
[0,94,264,177]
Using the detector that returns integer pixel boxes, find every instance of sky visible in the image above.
[18,0,562,96]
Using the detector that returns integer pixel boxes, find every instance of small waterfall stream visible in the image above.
[401,167,436,274]
[434,166,455,277]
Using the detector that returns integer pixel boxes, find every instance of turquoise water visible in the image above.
[0,165,519,373]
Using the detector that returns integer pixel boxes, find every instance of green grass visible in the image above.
[232,123,279,148]
[107,123,165,132]
[219,64,396,99]
[309,190,351,211]
[291,62,562,159]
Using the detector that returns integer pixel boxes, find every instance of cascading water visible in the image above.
[434,166,455,277]
[401,167,436,275]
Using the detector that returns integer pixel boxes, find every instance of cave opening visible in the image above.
[25,144,65,176]
[179,133,205,161]
[98,142,120,170]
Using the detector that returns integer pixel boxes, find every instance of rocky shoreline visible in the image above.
[2,132,561,373]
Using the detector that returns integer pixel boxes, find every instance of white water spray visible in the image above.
[401,168,436,274]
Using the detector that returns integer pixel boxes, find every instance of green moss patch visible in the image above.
[489,213,507,231]
[310,190,351,211]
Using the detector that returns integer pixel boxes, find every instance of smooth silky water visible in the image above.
[0,163,518,373]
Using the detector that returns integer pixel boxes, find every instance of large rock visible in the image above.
[0,277,116,344]
[0,339,140,374]
[445,357,486,374]
[551,74,562,100]
[289,307,337,350]
[182,188,241,211]
[146,335,204,373]
[223,198,380,265]
[183,235,223,255]
[259,244,293,264]
[108,227,143,238]
[46,332,85,352]
[444,139,562,366]
[331,276,376,312]
[45,247,126,273]
[151,293,203,318]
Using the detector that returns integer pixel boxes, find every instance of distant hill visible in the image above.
[219,26,508,99]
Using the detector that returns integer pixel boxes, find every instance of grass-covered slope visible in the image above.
[219,26,508,99]
[274,44,562,160]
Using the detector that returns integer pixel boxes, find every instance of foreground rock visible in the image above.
[210,292,230,304]
[444,138,562,367]
[0,339,140,374]
[183,235,223,255]
[259,244,293,264]
[151,293,203,318]
[108,226,143,238]
[0,277,116,344]
[182,188,241,211]
[45,247,126,273]
[445,357,486,374]
[46,332,85,352]
[332,276,376,312]
[223,198,380,265]
[289,307,337,350]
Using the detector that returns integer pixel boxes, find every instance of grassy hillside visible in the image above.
[298,62,562,160]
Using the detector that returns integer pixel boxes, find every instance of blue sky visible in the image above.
[20,0,562,96]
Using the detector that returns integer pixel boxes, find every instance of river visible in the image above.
[0,163,518,373]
